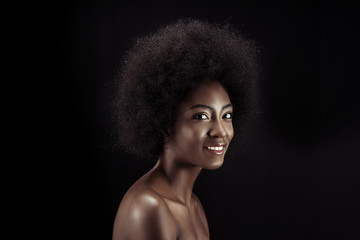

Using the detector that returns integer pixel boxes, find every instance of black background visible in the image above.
[30,0,360,239]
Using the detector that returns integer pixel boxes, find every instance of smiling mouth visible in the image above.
[204,145,225,155]
[207,146,224,151]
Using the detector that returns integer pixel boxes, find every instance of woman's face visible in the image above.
[166,81,234,170]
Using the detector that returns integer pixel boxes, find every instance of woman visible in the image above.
[112,19,258,240]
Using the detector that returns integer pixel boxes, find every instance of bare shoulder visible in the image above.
[113,186,177,240]
[191,193,209,233]
[191,193,205,212]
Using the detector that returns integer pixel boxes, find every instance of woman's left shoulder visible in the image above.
[191,193,205,212]
[191,193,209,234]
[191,193,201,205]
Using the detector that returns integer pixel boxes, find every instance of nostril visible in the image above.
[208,126,227,138]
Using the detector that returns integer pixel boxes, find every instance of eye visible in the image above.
[223,112,233,119]
[193,113,209,120]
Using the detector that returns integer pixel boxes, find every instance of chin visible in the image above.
[203,158,224,170]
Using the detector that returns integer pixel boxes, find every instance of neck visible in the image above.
[153,150,202,206]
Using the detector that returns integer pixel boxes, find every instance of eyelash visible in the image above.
[193,112,233,120]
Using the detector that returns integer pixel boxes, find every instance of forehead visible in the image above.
[179,81,231,108]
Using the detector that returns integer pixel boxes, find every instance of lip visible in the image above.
[203,143,226,155]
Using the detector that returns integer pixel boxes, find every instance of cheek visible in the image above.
[176,125,206,148]
[227,124,234,142]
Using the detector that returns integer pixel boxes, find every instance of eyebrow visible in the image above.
[188,103,233,111]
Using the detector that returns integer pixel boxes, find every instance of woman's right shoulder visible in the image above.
[120,185,167,212]
[119,175,166,208]
[113,186,177,240]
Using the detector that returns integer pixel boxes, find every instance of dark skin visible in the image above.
[113,81,234,240]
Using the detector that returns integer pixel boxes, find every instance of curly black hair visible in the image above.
[112,19,259,159]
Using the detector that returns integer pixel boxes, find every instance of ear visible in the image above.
[161,128,170,137]
[160,127,172,143]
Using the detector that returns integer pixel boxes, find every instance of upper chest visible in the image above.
[163,198,209,240]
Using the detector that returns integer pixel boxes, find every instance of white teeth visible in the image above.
[207,146,223,151]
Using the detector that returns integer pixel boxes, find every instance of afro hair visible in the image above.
[112,19,259,159]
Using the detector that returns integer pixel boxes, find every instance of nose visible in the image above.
[208,119,227,138]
